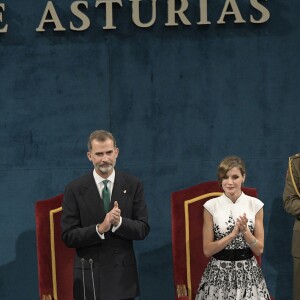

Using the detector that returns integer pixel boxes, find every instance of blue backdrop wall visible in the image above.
[0,0,299,299]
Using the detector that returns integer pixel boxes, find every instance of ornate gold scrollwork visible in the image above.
[176,284,187,297]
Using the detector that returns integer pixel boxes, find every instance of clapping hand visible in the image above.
[110,201,121,226]
[98,201,121,233]
[236,213,249,233]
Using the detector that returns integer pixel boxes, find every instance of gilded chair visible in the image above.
[171,181,261,300]
[35,194,74,300]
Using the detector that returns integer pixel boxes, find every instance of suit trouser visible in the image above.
[294,257,300,300]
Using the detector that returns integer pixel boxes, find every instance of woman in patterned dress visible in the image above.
[195,156,270,300]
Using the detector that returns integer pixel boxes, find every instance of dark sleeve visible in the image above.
[61,184,102,248]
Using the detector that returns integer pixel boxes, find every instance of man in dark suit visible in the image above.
[283,153,300,300]
[61,130,150,300]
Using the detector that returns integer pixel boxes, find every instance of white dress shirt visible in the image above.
[93,169,122,239]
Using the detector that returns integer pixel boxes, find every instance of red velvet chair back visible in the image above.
[171,181,259,300]
[35,194,75,300]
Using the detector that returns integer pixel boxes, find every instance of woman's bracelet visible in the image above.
[247,238,257,247]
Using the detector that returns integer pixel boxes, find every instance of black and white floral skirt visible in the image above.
[195,257,270,300]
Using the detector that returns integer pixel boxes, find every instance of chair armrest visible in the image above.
[176,284,188,299]
[41,295,52,300]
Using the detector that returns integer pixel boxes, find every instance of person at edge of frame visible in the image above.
[283,153,300,300]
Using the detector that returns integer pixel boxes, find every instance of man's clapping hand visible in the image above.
[110,201,121,226]
[97,201,121,233]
